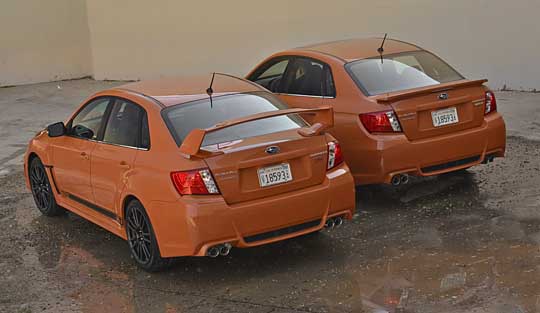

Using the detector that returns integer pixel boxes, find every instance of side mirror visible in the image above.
[47,122,66,137]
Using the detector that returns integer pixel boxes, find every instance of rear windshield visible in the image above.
[162,91,307,147]
[346,51,464,96]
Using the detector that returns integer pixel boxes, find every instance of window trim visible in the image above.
[138,111,150,150]
[66,96,151,151]
[100,97,151,151]
[249,55,337,99]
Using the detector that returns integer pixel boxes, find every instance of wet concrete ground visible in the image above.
[0,79,539,313]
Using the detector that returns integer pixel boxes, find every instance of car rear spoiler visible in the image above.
[375,79,488,103]
[179,107,334,158]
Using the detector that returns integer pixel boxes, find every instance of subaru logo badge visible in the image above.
[438,93,449,100]
[265,146,280,154]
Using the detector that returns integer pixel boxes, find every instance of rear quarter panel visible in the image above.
[120,94,211,254]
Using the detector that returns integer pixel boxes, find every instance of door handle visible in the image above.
[119,161,131,169]
[80,152,89,160]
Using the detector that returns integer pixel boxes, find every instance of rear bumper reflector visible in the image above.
[244,219,321,243]
[421,155,481,173]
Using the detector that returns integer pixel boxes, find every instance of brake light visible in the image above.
[485,91,497,115]
[170,168,219,195]
[359,110,402,133]
[327,141,344,170]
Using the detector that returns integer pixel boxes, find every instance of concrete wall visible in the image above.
[0,0,92,86]
[2,0,539,90]
[84,0,540,91]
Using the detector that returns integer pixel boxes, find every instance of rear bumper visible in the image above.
[149,163,355,257]
[352,113,506,185]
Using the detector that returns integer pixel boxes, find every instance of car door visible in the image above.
[51,97,112,202]
[250,57,337,124]
[90,97,148,216]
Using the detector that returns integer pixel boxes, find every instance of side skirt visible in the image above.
[67,193,118,220]
[45,167,126,240]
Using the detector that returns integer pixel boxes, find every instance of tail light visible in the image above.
[484,91,497,115]
[171,168,219,195]
[327,141,344,170]
[359,110,402,133]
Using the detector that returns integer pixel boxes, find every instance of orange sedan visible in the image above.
[24,74,355,271]
[247,38,506,185]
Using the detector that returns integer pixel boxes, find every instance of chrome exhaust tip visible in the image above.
[400,174,409,185]
[391,175,401,186]
[207,246,220,258]
[325,218,335,229]
[483,155,495,164]
[219,243,232,256]
[334,216,343,227]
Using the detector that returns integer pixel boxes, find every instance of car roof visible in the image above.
[117,74,264,107]
[294,37,422,62]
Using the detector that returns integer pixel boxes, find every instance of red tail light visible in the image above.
[359,110,402,133]
[327,141,344,170]
[171,168,220,195]
[485,91,497,115]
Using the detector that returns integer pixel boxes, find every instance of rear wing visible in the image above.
[375,79,488,103]
[179,107,334,158]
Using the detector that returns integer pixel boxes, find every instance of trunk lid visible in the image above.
[204,131,329,204]
[376,79,487,141]
[178,107,334,204]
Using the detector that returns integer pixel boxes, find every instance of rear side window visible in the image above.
[346,51,464,96]
[140,112,150,149]
[103,99,144,148]
[162,92,307,147]
[282,58,335,97]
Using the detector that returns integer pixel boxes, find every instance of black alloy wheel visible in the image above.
[29,157,63,216]
[125,200,171,271]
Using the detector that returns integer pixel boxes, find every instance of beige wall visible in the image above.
[2,0,539,90]
[84,0,540,91]
[0,0,92,86]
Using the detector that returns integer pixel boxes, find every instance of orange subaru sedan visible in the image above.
[24,74,355,271]
[247,38,506,185]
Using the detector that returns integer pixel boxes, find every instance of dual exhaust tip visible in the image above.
[207,216,348,256]
[325,216,344,229]
[391,173,409,186]
[206,243,232,258]
[482,155,495,164]
[391,156,495,185]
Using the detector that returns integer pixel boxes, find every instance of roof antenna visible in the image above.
[206,72,215,108]
[377,33,387,64]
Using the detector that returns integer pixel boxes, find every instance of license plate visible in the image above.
[258,163,293,187]
[432,107,459,127]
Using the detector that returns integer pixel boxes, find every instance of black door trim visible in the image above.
[67,193,117,220]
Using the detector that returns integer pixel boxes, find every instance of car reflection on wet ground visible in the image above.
[0,80,539,313]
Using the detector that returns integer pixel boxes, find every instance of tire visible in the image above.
[125,199,172,272]
[29,157,64,216]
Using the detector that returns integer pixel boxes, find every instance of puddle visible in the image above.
[1,135,539,313]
